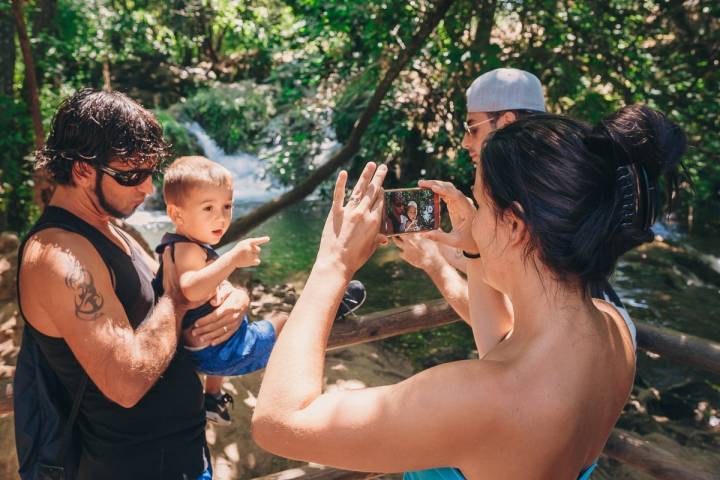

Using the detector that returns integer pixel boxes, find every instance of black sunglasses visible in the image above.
[96,164,161,187]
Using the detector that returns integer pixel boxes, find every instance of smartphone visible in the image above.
[381,188,440,236]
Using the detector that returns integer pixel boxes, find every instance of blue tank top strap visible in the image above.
[578,462,597,480]
[404,462,598,480]
[404,467,464,480]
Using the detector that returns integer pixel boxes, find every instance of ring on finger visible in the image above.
[223,325,228,333]
[348,195,361,206]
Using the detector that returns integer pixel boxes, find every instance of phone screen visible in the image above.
[381,188,440,236]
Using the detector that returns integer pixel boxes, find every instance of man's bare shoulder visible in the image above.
[21,228,108,285]
[24,227,96,260]
[20,228,119,334]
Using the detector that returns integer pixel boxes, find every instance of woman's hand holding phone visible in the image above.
[316,162,387,279]
[418,179,479,253]
[393,235,445,273]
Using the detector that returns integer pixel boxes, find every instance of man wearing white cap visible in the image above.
[396,68,546,271]
[394,68,630,355]
[392,68,546,353]
[461,68,545,165]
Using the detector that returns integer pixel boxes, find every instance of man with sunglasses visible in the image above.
[15,89,248,479]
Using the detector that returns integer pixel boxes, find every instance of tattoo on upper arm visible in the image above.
[65,265,105,321]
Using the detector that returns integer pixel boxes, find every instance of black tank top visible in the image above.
[18,207,206,479]
[153,232,219,330]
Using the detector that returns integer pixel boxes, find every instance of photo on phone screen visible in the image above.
[381,188,440,236]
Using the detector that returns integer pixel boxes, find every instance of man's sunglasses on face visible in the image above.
[463,117,494,136]
[95,164,161,187]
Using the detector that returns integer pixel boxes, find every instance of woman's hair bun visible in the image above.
[598,104,686,203]
[480,105,687,292]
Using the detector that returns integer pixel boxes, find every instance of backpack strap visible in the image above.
[58,368,87,466]
[16,209,106,475]
[17,325,89,478]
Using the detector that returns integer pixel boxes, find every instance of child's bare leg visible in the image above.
[205,375,224,395]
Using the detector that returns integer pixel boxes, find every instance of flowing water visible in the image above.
[126,124,441,311]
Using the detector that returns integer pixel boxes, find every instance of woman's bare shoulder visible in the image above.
[592,298,636,352]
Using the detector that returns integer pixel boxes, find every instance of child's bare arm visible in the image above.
[176,237,270,302]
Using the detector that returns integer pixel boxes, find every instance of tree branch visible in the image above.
[219,0,457,245]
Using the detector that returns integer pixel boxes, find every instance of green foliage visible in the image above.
[3,0,719,231]
[263,103,330,185]
[178,83,276,153]
[0,96,37,233]
[155,110,203,158]
[385,323,477,370]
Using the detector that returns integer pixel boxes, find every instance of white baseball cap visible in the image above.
[466,68,545,113]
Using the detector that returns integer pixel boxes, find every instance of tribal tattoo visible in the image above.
[65,265,104,321]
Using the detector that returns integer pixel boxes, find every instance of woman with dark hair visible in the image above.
[251,105,686,479]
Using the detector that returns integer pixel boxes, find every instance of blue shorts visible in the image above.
[197,465,212,480]
[186,315,276,376]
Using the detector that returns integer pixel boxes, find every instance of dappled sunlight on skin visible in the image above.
[205,424,216,445]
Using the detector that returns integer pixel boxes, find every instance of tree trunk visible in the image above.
[103,58,112,91]
[12,0,53,206]
[0,7,15,97]
[220,0,458,245]
[11,0,42,148]
[469,0,497,79]
[31,0,57,85]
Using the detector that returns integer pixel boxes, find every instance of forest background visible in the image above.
[0,0,718,236]
[0,1,719,478]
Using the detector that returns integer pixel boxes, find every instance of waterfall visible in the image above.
[186,122,285,203]
[126,122,285,229]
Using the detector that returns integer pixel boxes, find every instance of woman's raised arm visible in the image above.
[251,163,505,472]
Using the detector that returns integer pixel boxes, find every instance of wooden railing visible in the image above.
[2,300,719,479]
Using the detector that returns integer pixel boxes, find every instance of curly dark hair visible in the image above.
[481,105,686,292]
[35,89,170,185]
